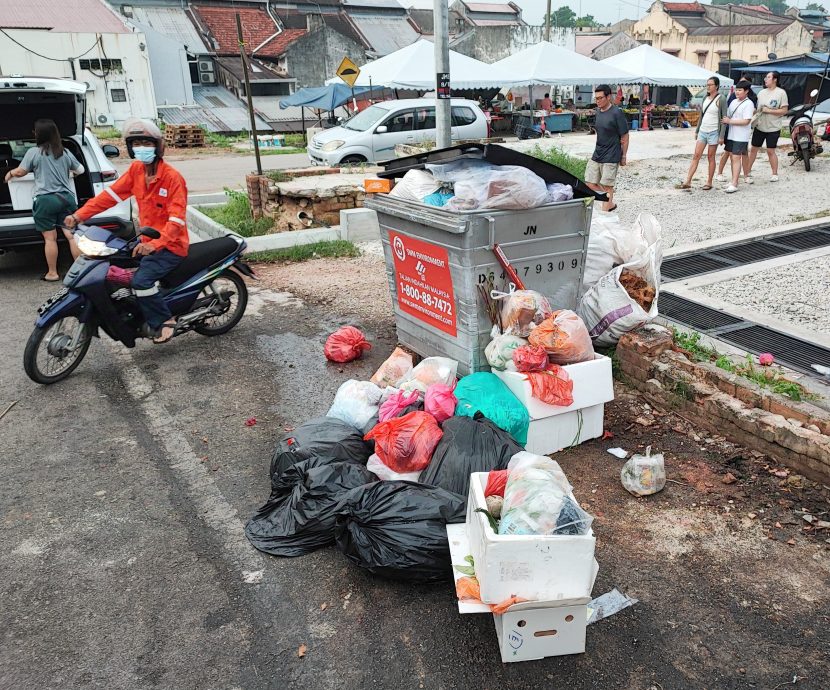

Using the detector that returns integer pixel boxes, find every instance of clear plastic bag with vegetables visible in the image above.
[620,446,666,496]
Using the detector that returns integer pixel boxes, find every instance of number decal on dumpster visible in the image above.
[390,232,457,337]
[477,257,579,285]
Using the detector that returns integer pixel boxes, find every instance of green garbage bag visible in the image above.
[454,372,529,446]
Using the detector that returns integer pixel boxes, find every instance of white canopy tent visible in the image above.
[599,44,733,87]
[492,41,639,86]
[324,39,514,90]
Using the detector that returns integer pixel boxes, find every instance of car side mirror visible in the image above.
[376,125,388,134]
[139,227,161,239]
[102,144,120,158]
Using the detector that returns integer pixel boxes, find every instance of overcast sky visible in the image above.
[406,1,816,26]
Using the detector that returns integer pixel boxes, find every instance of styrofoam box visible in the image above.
[466,472,596,604]
[8,174,35,211]
[493,354,613,420]
[447,523,593,663]
[525,403,605,456]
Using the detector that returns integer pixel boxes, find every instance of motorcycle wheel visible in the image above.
[193,269,248,336]
[23,317,92,384]
[803,149,811,172]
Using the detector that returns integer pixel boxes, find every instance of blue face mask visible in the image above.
[133,146,156,164]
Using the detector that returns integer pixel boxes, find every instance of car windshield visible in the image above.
[342,104,391,131]
[815,98,830,113]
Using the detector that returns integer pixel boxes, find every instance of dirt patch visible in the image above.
[252,251,393,327]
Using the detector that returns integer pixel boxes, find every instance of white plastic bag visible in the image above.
[577,243,660,347]
[620,446,666,496]
[327,380,383,430]
[582,212,662,291]
[388,169,441,202]
[398,357,458,395]
[366,453,422,482]
[545,182,574,204]
[485,328,527,371]
[445,165,550,211]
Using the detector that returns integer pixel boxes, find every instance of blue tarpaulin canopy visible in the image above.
[279,84,372,111]
[741,53,830,74]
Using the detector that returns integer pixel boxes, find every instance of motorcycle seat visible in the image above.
[160,236,239,288]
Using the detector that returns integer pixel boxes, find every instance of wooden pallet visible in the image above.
[164,124,205,147]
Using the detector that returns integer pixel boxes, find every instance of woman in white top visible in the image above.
[677,76,727,190]
[721,81,756,194]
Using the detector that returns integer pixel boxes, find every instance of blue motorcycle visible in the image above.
[24,223,255,384]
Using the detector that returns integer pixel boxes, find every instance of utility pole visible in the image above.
[433,0,451,148]
[236,13,262,175]
[727,4,733,81]
[545,0,551,41]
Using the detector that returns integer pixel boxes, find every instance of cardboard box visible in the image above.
[447,523,592,662]
[525,403,605,456]
[364,177,394,194]
[465,472,596,604]
[8,173,35,210]
[493,354,613,420]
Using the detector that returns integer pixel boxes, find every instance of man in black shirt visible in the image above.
[585,84,630,212]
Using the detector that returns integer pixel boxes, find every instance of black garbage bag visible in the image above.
[270,416,373,479]
[334,481,466,583]
[419,413,523,496]
[246,456,377,557]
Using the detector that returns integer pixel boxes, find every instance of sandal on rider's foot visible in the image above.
[153,320,177,344]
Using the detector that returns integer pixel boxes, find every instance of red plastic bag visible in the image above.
[485,469,509,498]
[324,326,372,363]
[512,345,549,373]
[378,389,420,423]
[424,383,457,424]
[526,365,574,407]
[364,411,443,473]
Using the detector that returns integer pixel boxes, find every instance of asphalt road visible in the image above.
[114,152,311,194]
[2,246,828,690]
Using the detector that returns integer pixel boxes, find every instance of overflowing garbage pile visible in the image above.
[388,160,574,211]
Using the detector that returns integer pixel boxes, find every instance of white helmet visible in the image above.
[122,118,165,159]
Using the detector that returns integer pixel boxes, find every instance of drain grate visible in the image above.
[662,255,733,281]
[662,225,830,282]
[719,325,830,374]
[659,293,744,331]
[660,292,830,377]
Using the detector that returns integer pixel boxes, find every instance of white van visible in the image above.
[308,98,488,166]
[0,77,132,250]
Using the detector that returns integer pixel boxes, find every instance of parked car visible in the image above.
[307,98,488,166]
[0,76,133,251]
[806,97,830,131]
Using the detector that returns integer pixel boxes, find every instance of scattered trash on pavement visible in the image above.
[324,326,372,363]
[621,446,666,496]
[587,588,639,625]
[607,447,628,459]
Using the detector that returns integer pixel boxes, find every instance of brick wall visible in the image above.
[616,325,830,483]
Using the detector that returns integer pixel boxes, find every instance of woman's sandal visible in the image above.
[674,183,692,190]
[153,320,177,344]
[702,184,713,190]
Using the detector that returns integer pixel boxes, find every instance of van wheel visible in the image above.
[339,155,366,165]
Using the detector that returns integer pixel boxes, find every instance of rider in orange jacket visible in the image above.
[66,119,188,343]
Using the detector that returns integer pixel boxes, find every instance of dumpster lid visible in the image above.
[376,143,606,201]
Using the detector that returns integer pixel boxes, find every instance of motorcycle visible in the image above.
[24,223,255,384]
[787,88,824,172]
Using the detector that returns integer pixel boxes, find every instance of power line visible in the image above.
[0,28,100,63]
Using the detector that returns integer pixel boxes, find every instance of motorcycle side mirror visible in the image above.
[139,227,161,239]
[810,89,819,98]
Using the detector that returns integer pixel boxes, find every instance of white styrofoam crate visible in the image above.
[525,403,605,456]
[465,472,596,604]
[8,174,35,210]
[447,523,592,663]
[493,354,613,420]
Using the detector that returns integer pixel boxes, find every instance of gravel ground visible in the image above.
[610,152,830,248]
[693,254,830,336]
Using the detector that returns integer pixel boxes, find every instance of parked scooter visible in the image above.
[787,88,824,172]
[24,223,255,384]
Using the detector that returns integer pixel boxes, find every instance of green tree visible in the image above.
[575,14,598,28]
[805,2,827,11]
[547,5,576,27]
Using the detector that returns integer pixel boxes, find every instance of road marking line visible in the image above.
[109,344,265,581]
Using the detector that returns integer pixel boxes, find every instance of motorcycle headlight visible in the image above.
[77,235,118,257]
[322,140,345,152]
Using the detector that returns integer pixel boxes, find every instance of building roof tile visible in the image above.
[0,0,129,33]
[192,6,306,57]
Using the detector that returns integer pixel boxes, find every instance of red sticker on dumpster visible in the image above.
[390,232,457,337]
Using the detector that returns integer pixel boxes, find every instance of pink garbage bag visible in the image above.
[377,389,420,423]
[424,383,457,424]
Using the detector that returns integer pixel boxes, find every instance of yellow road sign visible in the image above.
[336,57,360,88]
